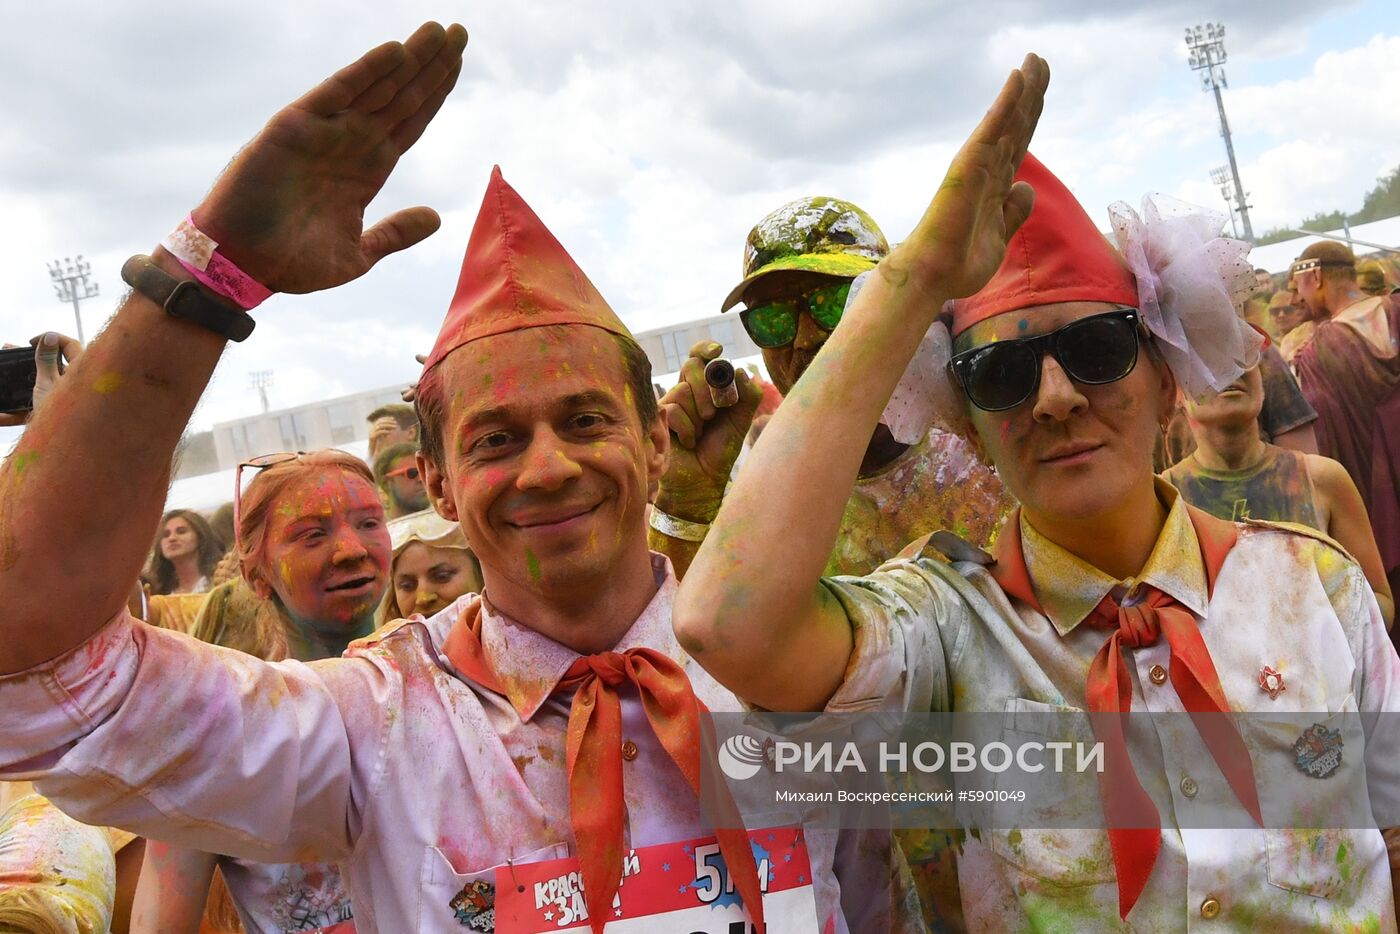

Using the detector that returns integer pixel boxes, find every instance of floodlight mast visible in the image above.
[1186,23,1254,241]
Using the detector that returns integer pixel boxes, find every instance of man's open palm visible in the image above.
[193,22,469,294]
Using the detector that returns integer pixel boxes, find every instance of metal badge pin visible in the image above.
[705,358,739,408]
[1292,723,1344,779]
[1258,665,1286,700]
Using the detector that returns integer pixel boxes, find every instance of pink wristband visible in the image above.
[161,215,274,310]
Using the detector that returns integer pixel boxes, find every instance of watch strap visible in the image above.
[121,254,256,342]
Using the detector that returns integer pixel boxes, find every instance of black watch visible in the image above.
[121,254,256,342]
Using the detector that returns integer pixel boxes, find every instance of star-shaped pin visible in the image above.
[1259,665,1286,700]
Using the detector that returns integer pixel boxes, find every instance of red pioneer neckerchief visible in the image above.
[989,504,1262,919]
[442,603,765,933]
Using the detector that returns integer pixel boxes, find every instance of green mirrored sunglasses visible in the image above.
[739,280,853,349]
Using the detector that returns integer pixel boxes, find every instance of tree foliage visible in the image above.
[1254,163,1400,245]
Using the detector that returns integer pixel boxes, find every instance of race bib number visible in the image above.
[493,826,819,933]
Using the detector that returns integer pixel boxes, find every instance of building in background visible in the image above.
[635,312,766,395]
[209,385,410,473]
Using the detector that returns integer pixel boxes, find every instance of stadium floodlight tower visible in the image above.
[1209,165,1240,238]
[1186,23,1254,241]
[48,255,101,345]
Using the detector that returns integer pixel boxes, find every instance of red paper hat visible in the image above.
[951,153,1138,336]
[424,166,632,372]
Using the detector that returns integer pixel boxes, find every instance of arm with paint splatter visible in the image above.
[0,24,466,674]
[674,56,1049,711]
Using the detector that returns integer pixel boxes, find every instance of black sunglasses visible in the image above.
[948,308,1142,412]
[739,280,852,349]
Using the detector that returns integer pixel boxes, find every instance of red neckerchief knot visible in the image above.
[443,604,765,934]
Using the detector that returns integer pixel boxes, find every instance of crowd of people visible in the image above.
[2,21,1400,934]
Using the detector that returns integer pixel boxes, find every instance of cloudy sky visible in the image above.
[1,0,1396,438]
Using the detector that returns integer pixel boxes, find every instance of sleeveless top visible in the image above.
[1164,446,1321,529]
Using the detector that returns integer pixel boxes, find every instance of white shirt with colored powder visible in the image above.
[0,555,921,933]
[825,483,1400,931]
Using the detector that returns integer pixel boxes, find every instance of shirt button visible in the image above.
[621,740,639,761]
[1201,896,1221,919]
[1180,776,1198,798]
[1149,665,1168,685]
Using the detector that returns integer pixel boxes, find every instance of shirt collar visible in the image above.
[478,553,682,721]
[1020,479,1208,636]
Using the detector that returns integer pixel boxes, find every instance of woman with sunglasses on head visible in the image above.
[378,507,482,624]
[132,449,385,933]
[676,75,1400,931]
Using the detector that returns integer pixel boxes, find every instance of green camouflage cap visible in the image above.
[720,196,889,312]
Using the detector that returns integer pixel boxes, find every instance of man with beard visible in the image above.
[1290,239,1400,598]
[372,440,430,517]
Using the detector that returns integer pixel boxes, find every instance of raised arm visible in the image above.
[0,22,467,673]
[673,55,1049,711]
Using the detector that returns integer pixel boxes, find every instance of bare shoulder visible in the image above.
[1302,453,1356,495]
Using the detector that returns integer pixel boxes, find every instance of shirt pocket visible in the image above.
[417,842,569,932]
[981,697,1116,887]
[1249,696,1376,899]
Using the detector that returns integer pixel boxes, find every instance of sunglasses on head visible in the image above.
[739,280,853,349]
[233,451,307,552]
[948,308,1143,412]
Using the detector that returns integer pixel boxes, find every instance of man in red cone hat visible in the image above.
[0,21,1058,933]
[677,58,1400,926]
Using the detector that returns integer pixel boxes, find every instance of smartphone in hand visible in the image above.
[0,346,38,414]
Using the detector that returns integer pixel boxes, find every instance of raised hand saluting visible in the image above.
[195,22,468,294]
[674,54,1051,713]
[0,24,469,674]
[883,53,1050,307]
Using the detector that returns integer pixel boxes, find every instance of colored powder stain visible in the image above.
[482,373,493,387]
[92,372,122,394]
[525,548,541,583]
[1336,839,1351,882]
[1017,319,1029,332]
[11,451,38,477]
